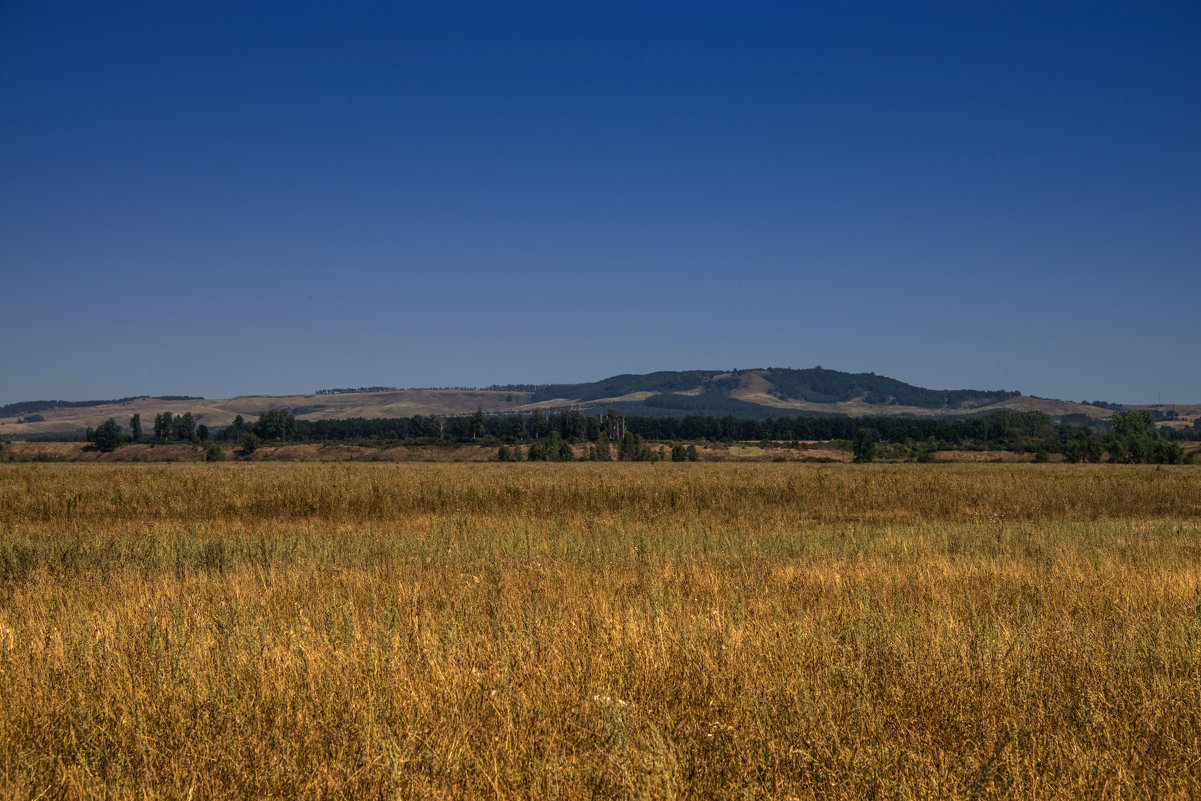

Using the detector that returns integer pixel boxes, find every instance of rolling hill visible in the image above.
[1,368,1185,438]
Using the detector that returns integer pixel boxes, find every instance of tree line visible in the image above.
[85,412,222,459]
[81,407,1197,464]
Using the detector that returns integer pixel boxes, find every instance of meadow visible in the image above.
[1,462,1199,799]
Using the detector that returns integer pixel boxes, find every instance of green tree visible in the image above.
[852,427,879,463]
[1112,410,1154,440]
[561,410,588,442]
[254,409,295,441]
[1109,410,1177,464]
[594,431,612,461]
[174,412,197,443]
[603,409,625,440]
[527,436,573,462]
[236,433,260,457]
[618,432,654,461]
[129,413,143,442]
[87,419,124,453]
[153,412,173,441]
[1151,439,1184,465]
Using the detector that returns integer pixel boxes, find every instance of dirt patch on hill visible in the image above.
[704,443,851,462]
[249,444,500,462]
[1,442,204,462]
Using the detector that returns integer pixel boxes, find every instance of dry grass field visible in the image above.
[1,463,1199,799]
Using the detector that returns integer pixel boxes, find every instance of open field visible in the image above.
[1,463,1199,798]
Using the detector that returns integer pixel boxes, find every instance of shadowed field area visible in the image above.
[1,464,1199,798]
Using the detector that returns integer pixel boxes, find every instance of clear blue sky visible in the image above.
[2,1,1198,405]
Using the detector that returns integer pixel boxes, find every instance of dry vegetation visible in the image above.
[1,463,1199,799]
[0,440,856,464]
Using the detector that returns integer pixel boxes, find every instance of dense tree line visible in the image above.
[761,367,1020,408]
[194,407,1198,464]
[315,387,398,395]
[482,384,544,393]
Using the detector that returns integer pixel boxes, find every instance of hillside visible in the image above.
[1,368,1183,438]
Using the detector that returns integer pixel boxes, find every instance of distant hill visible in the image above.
[531,368,1019,410]
[2,367,1184,438]
[0,395,203,419]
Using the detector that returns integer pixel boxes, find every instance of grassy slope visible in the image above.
[0,390,535,437]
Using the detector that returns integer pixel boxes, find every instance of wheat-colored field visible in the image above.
[1,463,1199,799]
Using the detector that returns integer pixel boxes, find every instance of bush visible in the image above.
[618,432,655,462]
[236,433,260,458]
[527,438,574,462]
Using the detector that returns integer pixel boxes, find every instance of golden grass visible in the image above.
[1,463,1199,799]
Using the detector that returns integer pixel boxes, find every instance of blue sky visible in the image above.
[2,1,1198,405]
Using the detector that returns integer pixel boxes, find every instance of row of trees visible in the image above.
[211,407,1190,464]
[86,412,213,452]
[148,412,211,443]
[82,406,1196,464]
[208,407,1190,449]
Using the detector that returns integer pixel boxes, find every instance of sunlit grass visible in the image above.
[1,463,1199,798]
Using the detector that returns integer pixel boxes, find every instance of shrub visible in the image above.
[236,433,260,458]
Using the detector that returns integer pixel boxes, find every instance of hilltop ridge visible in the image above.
[3,367,1193,438]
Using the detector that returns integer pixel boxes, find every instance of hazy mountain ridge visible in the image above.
[0,396,204,419]
[4,367,1191,438]
[544,368,1016,407]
